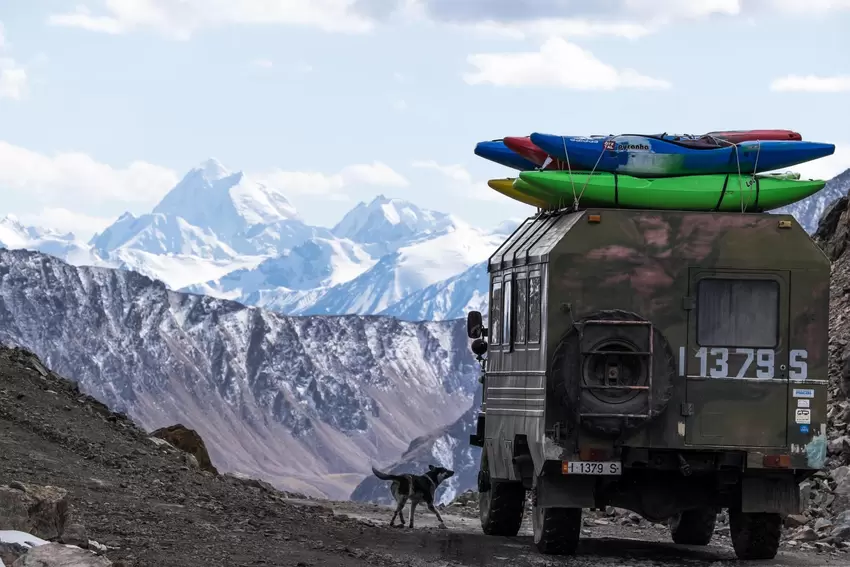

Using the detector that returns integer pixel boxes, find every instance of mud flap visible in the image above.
[537,472,596,508]
[741,476,800,515]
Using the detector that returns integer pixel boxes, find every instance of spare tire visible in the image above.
[551,309,675,437]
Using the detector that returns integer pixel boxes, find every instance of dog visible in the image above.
[371,464,455,529]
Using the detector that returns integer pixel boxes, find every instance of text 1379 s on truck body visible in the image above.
[465,208,830,560]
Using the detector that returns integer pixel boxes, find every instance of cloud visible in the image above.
[0,59,26,99]
[463,37,671,90]
[770,75,850,93]
[18,208,115,240]
[789,143,850,181]
[0,21,28,100]
[250,58,274,69]
[48,1,377,39]
[0,140,180,207]
[412,160,503,203]
[260,162,409,198]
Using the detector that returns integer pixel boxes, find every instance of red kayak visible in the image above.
[706,129,802,143]
[503,136,588,170]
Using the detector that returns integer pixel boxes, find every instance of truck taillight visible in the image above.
[762,455,791,468]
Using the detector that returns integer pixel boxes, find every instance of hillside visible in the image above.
[0,248,478,499]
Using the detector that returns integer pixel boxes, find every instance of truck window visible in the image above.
[516,278,527,344]
[503,278,513,347]
[491,282,502,345]
[528,276,541,344]
[697,278,779,348]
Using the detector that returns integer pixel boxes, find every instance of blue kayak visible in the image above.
[474,139,539,171]
[529,133,835,177]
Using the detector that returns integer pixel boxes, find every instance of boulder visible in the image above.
[11,543,112,566]
[149,424,218,475]
[0,483,69,540]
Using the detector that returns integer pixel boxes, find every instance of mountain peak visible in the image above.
[195,157,230,182]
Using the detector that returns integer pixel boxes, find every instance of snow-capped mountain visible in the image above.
[0,247,479,499]
[190,236,376,300]
[0,215,106,267]
[91,212,237,260]
[773,168,850,233]
[299,222,504,316]
[151,158,301,247]
[380,261,490,322]
[332,195,459,256]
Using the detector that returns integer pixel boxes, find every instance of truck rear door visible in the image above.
[684,269,789,448]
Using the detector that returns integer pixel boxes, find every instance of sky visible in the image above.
[1,0,849,240]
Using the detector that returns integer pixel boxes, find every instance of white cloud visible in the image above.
[461,18,653,41]
[251,58,274,69]
[260,161,409,198]
[412,160,503,203]
[463,37,671,90]
[788,143,850,181]
[0,140,179,207]
[0,21,28,100]
[48,1,376,39]
[770,75,850,93]
[18,208,115,240]
[0,58,27,99]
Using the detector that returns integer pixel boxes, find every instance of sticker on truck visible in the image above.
[793,388,815,398]
[795,409,811,424]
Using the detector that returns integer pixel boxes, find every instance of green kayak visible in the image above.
[516,170,825,212]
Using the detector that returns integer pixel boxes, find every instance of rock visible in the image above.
[831,524,850,541]
[792,527,818,541]
[59,523,87,548]
[149,424,218,475]
[785,514,809,528]
[1,542,29,566]
[815,517,834,532]
[0,483,70,540]
[11,543,112,566]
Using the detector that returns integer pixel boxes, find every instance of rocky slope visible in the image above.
[0,248,478,499]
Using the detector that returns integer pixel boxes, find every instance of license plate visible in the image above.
[562,461,622,475]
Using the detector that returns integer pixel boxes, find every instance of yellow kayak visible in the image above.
[487,178,548,209]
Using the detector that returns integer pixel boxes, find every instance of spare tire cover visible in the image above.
[551,309,676,437]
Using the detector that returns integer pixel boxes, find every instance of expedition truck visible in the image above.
[466,207,830,560]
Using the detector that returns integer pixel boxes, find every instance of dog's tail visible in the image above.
[372,466,404,482]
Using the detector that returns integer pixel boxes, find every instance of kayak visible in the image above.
[528,133,834,178]
[517,170,826,212]
[502,136,551,168]
[487,179,549,208]
[707,129,802,143]
[474,139,539,171]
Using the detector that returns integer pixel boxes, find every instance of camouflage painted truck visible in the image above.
[466,207,830,560]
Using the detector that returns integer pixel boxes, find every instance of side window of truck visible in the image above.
[516,277,527,344]
[528,276,541,344]
[491,282,502,345]
[503,278,513,347]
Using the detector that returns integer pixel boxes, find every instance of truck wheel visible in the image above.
[729,510,781,560]
[669,507,717,545]
[478,451,526,536]
[551,309,676,437]
[532,503,582,555]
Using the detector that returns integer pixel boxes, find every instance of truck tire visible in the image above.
[551,309,676,437]
[478,450,526,536]
[532,503,582,555]
[729,510,781,560]
[669,507,717,545]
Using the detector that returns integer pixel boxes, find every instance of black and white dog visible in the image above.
[371,464,455,529]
